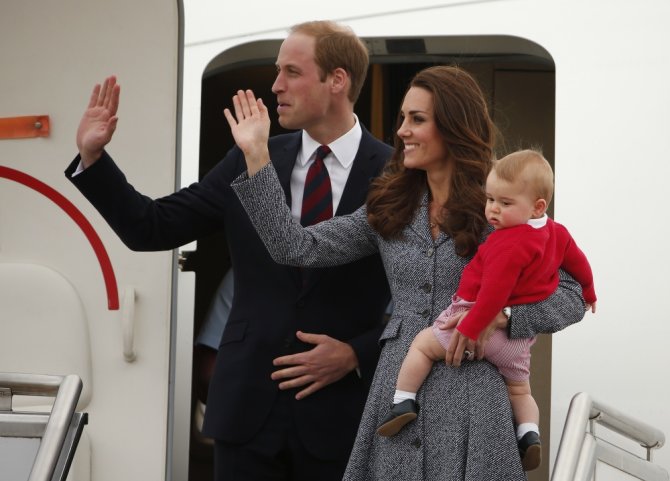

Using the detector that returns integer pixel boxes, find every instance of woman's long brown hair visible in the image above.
[366,66,495,257]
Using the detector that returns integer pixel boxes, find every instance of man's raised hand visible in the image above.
[76,76,120,168]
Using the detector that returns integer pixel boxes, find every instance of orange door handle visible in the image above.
[0,115,50,139]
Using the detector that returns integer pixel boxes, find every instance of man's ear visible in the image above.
[534,198,548,217]
[330,67,349,94]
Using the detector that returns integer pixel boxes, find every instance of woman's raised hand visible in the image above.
[224,89,271,175]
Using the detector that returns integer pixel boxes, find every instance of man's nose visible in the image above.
[272,75,284,94]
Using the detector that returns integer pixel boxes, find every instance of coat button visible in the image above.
[418,309,430,317]
[420,282,432,293]
[426,247,434,257]
[411,438,422,448]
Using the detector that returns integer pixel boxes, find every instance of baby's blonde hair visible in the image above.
[493,149,554,205]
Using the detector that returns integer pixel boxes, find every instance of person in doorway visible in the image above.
[67,20,392,481]
[193,267,234,405]
[224,65,588,479]
[376,149,597,472]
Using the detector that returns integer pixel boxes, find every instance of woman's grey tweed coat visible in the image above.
[233,165,585,481]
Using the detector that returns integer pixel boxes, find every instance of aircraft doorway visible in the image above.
[186,36,555,481]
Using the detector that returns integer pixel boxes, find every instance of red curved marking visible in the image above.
[0,166,119,310]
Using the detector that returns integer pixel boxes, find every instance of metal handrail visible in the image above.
[0,372,82,481]
[552,392,668,481]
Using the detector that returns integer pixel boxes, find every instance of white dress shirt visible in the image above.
[289,116,362,221]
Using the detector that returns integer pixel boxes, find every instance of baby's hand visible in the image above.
[585,302,597,313]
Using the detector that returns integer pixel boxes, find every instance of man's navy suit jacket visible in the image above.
[65,128,392,460]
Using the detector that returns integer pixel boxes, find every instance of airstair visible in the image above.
[553,392,668,481]
[0,373,87,481]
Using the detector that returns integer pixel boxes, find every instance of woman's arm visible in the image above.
[508,269,586,339]
[232,164,378,267]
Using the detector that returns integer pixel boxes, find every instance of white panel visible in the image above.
[0,263,92,410]
[0,1,181,480]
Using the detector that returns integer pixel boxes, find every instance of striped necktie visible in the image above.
[300,145,333,226]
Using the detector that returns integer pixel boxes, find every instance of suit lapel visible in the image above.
[336,129,384,216]
[271,132,301,206]
[270,132,302,287]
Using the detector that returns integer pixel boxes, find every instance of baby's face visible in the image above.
[485,170,539,230]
